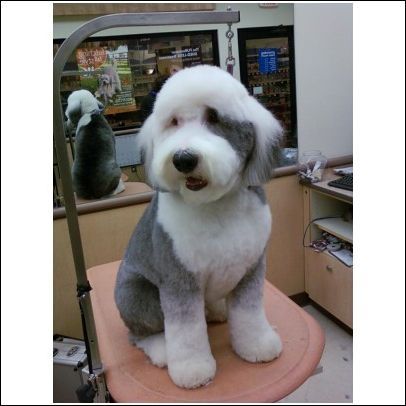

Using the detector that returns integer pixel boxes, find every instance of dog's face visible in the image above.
[99,74,112,86]
[65,89,104,130]
[138,65,282,205]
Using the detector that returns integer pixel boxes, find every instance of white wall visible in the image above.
[53,3,294,82]
[294,4,353,158]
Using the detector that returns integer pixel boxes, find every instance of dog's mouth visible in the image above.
[185,176,208,191]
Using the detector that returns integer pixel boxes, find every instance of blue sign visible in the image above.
[258,48,278,74]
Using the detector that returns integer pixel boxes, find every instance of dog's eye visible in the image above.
[206,108,219,124]
[170,117,178,126]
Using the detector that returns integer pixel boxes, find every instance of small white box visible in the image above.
[253,86,264,95]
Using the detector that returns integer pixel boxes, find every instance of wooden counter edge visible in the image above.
[53,155,353,219]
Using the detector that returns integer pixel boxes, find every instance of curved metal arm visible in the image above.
[53,9,240,391]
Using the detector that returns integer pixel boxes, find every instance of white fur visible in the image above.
[76,112,92,132]
[132,332,167,368]
[133,299,228,372]
[228,304,282,363]
[152,121,241,204]
[111,177,125,196]
[65,89,103,127]
[158,189,271,303]
[165,316,216,388]
[153,65,251,123]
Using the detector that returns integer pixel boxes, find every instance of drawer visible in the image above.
[306,249,353,328]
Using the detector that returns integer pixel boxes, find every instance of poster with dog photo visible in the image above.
[76,44,136,111]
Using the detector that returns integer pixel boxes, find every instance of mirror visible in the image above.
[53,30,220,208]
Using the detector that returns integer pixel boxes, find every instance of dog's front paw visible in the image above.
[232,325,282,363]
[131,332,167,368]
[168,355,216,389]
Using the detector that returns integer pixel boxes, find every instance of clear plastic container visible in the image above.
[298,150,327,183]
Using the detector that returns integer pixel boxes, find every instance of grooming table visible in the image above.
[88,261,324,402]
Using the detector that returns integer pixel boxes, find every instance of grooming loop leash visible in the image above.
[225,8,236,75]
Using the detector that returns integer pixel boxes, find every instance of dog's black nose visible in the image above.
[172,149,199,173]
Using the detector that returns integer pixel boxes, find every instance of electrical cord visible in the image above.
[303,216,341,248]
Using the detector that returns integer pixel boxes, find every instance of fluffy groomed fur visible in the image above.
[115,65,283,389]
[65,89,125,199]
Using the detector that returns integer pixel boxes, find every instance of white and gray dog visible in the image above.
[65,89,125,199]
[115,65,283,389]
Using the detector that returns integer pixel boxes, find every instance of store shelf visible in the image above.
[313,218,353,244]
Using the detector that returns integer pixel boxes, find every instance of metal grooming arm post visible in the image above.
[53,10,240,401]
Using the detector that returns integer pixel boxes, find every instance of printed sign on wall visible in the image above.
[156,46,202,75]
[258,48,278,74]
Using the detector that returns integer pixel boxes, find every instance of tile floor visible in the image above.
[279,305,353,403]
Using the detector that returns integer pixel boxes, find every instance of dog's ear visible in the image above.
[241,96,283,186]
[97,100,104,112]
[65,97,82,126]
[136,115,155,186]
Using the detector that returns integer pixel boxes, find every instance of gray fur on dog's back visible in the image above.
[72,113,121,199]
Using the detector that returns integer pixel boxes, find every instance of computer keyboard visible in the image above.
[328,174,353,191]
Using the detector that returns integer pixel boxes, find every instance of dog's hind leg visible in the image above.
[115,265,167,367]
[115,262,166,366]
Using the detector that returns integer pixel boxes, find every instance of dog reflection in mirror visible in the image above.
[65,89,125,200]
[115,65,283,389]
